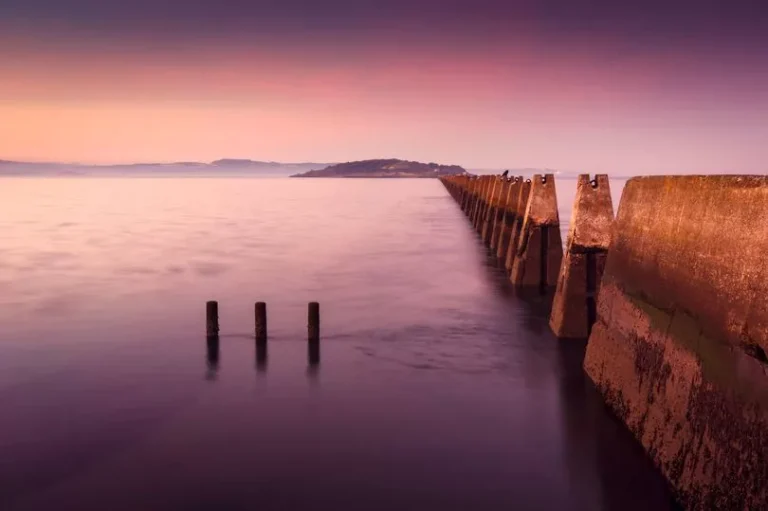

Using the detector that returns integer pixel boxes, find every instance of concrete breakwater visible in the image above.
[509,174,563,290]
[550,175,613,340]
[584,176,767,509]
[439,173,767,509]
[441,173,562,292]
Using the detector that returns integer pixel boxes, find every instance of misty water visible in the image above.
[0,177,677,510]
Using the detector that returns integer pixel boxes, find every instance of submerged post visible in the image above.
[206,301,219,339]
[255,302,267,343]
[308,302,320,342]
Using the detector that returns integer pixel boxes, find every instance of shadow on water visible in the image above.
[555,340,681,510]
[480,249,555,323]
[478,245,679,509]
[205,337,219,381]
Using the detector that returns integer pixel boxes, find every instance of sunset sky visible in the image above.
[1,0,767,173]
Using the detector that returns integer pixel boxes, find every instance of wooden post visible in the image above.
[255,302,267,344]
[206,301,219,338]
[308,302,320,342]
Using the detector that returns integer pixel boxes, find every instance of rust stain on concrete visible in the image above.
[584,175,768,510]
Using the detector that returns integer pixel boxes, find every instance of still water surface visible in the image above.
[0,177,676,510]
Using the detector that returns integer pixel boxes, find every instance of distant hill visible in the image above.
[292,159,466,178]
[0,159,330,176]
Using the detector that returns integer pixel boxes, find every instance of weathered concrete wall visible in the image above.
[482,177,506,243]
[460,177,475,213]
[466,176,478,220]
[478,176,497,233]
[496,177,522,259]
[479,177,495,236]
[471,176,490,229]
[490,178,513,251]
[550,175,614,339]
[584,175,768,510]
[504,178,532,269]
[510,174,563,288]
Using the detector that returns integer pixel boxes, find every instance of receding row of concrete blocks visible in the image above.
[441,172,613,339]
[441,173,768,510]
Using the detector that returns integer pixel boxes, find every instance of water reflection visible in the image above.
[255,341,268,373]
[0,177,674,510]
[206,336,219,380]
[307,341,320,380]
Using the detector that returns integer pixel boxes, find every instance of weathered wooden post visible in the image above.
[504,178,532,270]
[206,301,219,339]
[550,175,613,338]
[255,302,267,343]
[510,174,563,290]
[308,302,320,342]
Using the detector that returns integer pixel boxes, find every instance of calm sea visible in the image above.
[0,177,676,510]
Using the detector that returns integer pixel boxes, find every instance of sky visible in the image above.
[1,0,767,173]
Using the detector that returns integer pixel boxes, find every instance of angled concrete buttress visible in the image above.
[509,174,562,289]
[549,175,613,339]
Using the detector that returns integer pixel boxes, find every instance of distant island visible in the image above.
[291,159,466,178]
[0,159,330,176]
[1,157,573,178]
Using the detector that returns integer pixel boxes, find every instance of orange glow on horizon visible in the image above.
[1,32,767,172]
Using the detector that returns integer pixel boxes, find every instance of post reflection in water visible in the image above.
[256,341,268,373]
[307,341,320,379]
[206,336,220,380]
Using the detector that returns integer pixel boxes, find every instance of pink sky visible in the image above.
[1,26,767,173]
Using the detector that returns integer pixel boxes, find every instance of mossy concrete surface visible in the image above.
[584,175,768,509]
